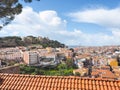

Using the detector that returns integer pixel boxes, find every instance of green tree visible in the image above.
[0,0,40,30]
[63,69,73,76]
[57,63,67,70]
[0,36,25,47]
[75,72,80,76]
[66,59,74,69]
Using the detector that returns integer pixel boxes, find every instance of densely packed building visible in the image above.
[0,45,120,89]
[73,46,120,80]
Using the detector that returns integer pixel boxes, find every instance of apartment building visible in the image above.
[39,53,58,67]
[0,47,23,61]
[23,51,38,65]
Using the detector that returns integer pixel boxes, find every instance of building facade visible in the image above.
[23,51,38,65]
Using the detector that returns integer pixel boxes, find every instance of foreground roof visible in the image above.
[0,73,120,90]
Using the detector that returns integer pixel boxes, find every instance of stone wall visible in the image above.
[0,65,20,74]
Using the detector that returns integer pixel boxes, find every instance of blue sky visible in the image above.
[1,0,120,46]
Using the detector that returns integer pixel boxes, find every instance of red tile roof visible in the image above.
[0,73,120,90]
[91,69,117,79]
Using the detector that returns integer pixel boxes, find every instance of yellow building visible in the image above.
[109,59,118,67]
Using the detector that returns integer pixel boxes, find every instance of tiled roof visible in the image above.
[0,73,120,90]
[91,70,117,79]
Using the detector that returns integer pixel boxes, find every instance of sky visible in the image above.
[1,0,120,46]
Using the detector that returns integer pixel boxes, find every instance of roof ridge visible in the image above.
[0,73,120,81]
[1,73,120,90]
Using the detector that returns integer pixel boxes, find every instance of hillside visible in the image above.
[0,36,65,48]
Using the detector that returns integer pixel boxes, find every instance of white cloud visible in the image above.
[1,6,120,46]
[1,7,66,36]
[39,11,62,26]
[69,7,120,28]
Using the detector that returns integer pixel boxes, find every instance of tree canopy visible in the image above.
[0,0,40,30]
[0,36,65,48]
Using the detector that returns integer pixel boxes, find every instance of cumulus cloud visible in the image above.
[1,7,67,36]
[69,7,120,28]
[1,6,120,46]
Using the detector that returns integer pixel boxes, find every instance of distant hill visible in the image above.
[0,36,65,48]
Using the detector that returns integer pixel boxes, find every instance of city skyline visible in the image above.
[1,0,120,46]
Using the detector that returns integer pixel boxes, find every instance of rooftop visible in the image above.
[0,73,120,90]
[91,69,117,79]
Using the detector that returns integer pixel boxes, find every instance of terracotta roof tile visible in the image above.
[89,84,93,90]
[103,81,107,85]
[96,85,100,90]
[116,86,120,90]
[0,73,120,90]
[104,85,108,90]
[85,84,89,90]
[108,85,112,90]
[96,80,99,85]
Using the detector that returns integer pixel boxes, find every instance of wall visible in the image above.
[0,65,20,74]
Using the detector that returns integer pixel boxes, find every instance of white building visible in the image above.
[23,51,38,65]
[39,53,58,67]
